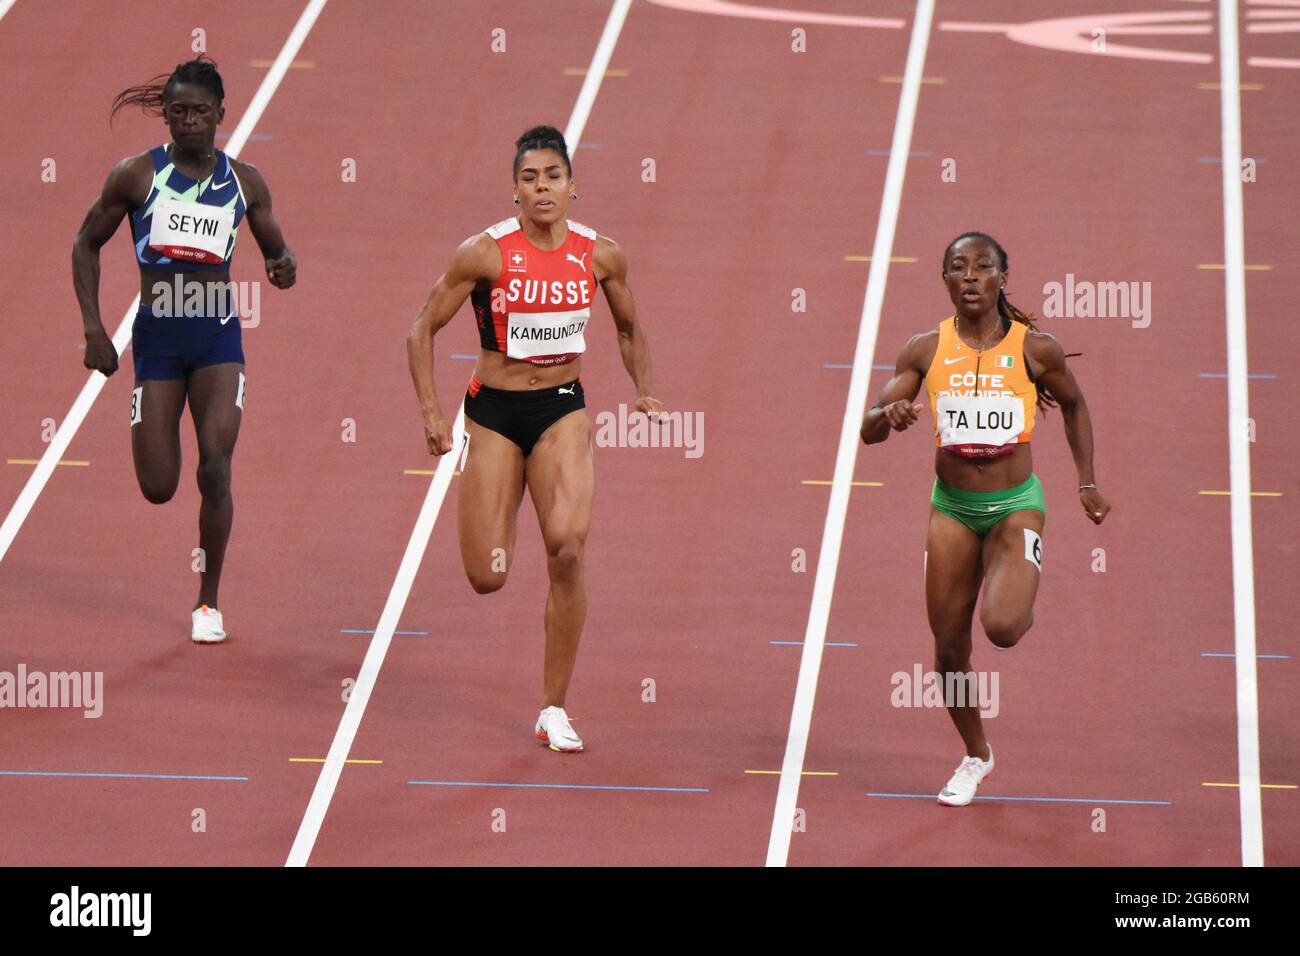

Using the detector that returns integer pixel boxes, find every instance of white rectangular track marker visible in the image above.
[1217,0,1264,868]
[284,0,635,868]
[764,0,935,868]
[0,0,329,566]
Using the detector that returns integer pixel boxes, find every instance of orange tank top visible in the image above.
[924,316,1036,458]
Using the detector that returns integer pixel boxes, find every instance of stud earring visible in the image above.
[513,197,520,205]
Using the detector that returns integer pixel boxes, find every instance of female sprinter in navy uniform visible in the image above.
[407,126,661,752]
[73,57,296,643]
[861,232,1110,805]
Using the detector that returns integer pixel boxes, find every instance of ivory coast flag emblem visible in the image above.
[995,355,1014,368]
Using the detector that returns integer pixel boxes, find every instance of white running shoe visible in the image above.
[191,605,227,644]
[937,746,994,807]
[534,706,583,753]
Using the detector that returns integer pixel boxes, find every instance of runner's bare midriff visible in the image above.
[138,268,234,304]
[934,442,1032,493]
[474,349,582,390]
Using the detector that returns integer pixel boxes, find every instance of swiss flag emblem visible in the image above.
[506,248,527,273]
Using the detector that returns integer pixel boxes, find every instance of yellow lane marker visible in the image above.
[844,255,918,263]
[565,67,629,77]
[745,770,839,776]
[1198,491,1282,496]
[881,76,944,84]
[1198,82,1263,90]
[802,480,883,487]
[1197,263,1272,270]
[1202,782,1296,789]
[251,59,315,68]
[290,758,383,765]
[8,459,89,467]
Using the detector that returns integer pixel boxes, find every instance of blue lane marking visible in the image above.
[450,354,477,360]
[1201,652,1290,659]
[825,363,894,370]
[1199,372,1276,379]
[867,149,933,157]
[770,641,859,647]
[0,770,248,781]
[340,628,429,636]
[408,780,708,793]
[866,792,1170,806]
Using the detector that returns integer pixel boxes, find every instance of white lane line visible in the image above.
[764,0,935,868]
[0,0,328,567]
[1217,0,1264,868]
[283,0,635,868]
[643,0,904,29]
[225,0,329,156]
[0,0,19,23]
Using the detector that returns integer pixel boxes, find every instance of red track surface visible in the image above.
[0,0,1293,866]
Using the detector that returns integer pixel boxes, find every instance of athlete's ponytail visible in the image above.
[945,231,1062,413]
[110,55,225,123]
[994,286,1039,332]
[513,124,572,177]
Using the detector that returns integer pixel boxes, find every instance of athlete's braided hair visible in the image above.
[943,231,1062,412]
[110,55,225,122]
[513,125,572,178]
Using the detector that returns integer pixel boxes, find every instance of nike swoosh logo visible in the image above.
[220,313,235,325]
[944,356,970,365]
[211,179,232,191]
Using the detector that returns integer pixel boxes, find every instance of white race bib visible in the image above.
[149,197,234,264]
[506,309,588,362]
[936,394,1024,450]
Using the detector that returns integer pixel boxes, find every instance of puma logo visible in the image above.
[558,385,576,395]
[566,252,588,272]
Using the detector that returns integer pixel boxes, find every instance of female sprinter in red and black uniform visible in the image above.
[407,125,660,752]
[861,232,1110,805]
[73,57,296,643]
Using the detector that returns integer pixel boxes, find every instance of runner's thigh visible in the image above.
[458,418,526,579]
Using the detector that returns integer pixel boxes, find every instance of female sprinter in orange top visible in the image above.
[860,231,1110,805]
[406,125,661,752]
